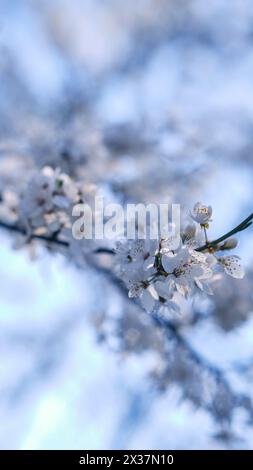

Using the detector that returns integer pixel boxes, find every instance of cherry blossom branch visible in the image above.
[97,212,253,255]
[97,211,253,258]
[0,216,253,421]
[1,211,253,257]
[1,210,253,259]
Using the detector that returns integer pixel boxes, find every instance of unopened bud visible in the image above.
[220,238,238,250]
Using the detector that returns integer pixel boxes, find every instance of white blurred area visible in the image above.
[0,239,229,450]
[1,0,253,450]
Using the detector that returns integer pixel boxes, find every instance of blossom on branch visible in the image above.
[0,172,248,317]
[190,202,213,226]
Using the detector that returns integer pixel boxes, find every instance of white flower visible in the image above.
[19,166,80,233]
[52,168,79,208]
[115,239,158,276]
[20,172,54,223]
[162,248,203,278]
[218,255,245,279]
[159,235,182,254]
[154,280,180,312]
[126,268,158,311]
[0,190,19,222]
[190,202,212,225]
[140,284,159,311]
[182,224,205,249]
[162,247,213,297]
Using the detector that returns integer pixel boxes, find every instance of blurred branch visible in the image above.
[0,220,115,253]
[0,216,253,422]
[0,220,69,247]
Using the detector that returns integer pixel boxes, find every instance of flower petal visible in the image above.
[218,256,245,279]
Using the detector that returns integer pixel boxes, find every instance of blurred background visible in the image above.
[1,0,253,449]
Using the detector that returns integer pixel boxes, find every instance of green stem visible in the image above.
[196,213,253,252]
[203,226,208,244]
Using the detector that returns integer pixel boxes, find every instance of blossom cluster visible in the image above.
[116,202,244,314]
[0,166,95,240]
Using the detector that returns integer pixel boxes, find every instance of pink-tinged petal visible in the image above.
[218,256,245,279]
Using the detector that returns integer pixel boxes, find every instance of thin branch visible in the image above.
[203,226,208,244]
[0,220,116,254]
[196,212,253,252]
[87,256,253,420]
[93,247,116,255]
[0,220,69,247]
[1,212,253,256]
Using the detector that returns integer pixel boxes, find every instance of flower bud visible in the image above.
[220,238,238,250]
